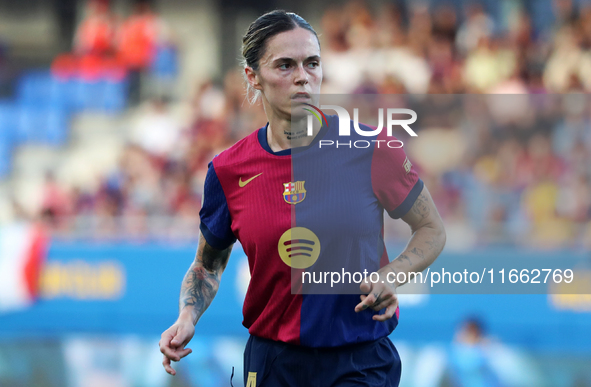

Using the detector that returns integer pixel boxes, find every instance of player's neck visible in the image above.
[267,117,321,152]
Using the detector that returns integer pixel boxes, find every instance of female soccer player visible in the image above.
[160,10,446,386]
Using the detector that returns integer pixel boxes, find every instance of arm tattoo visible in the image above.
[200,241,231,272]
[180,264,218,324]
[425,237,438,250]
[411,193,431,220]
[398,254,412,266]
[180,235,232,324]
[383,266,397,276]
[409,247,425,260]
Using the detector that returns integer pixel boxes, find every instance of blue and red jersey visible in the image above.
[199,115,423,347]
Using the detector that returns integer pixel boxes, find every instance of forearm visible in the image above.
[382,187,446,287]
[178,259,221,325]
[384,223,445,286]
[178,234,232,325]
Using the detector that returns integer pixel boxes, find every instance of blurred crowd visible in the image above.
[24,0,591,247]
[410,94,591,250]
[319,0,591,95]
[50,0,177,102]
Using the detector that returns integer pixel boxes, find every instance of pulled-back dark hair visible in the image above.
[241,10,319,102]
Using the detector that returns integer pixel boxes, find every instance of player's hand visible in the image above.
[354,269,399,322]
[159,318,195,375]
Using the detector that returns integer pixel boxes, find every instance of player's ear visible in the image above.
[245,66,263,91]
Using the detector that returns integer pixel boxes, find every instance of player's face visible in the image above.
[251,28,322,120]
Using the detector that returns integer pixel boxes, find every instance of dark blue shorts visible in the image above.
[243,335,401,387]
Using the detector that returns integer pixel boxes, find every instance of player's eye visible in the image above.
[279,63,291,70]
[307,62,319,68]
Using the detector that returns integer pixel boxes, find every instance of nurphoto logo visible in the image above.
[302,103,418,149]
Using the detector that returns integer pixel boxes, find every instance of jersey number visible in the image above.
[246,372,257,387]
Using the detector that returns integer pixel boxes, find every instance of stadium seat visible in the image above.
[0,135,11,177]
[72,79,105,112]
[0,102,17,177]
[150,45,179,79]
[0,101,17,141]
[15,104,38,143]
[48,76,74,110]
[45,108,69,145]
[16,70,54,107]
[102,79,128,113]
[16,104,69,146]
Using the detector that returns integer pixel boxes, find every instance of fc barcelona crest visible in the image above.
[283,181,306,204]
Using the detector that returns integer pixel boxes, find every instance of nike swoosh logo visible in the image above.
[239,173,263,187]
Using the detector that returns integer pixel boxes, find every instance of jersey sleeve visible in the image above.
[371,140,424,219]
[198,161,237,250]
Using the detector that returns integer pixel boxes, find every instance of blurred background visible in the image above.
[0,0,590,386]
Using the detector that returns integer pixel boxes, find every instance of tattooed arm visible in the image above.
[387,185,446,285]
[160,234,234,375]
[179,233,233,324]
[355,185,445,321]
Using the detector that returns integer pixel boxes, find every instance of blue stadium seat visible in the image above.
[15,104,41,143]
[45,107,69,145]
[72,79,92,111]
[16,104,69,145]
[16,70,53,107]
[0,135,11,177]
[0,101,17,142]
[150,45,179,79]
[71,78,128,113]
[102,79,128,113]
[52,76,128,113]
[48,76,74,110]
[0,102,16,176]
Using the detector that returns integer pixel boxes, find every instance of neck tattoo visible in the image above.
[283,129,307,140]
